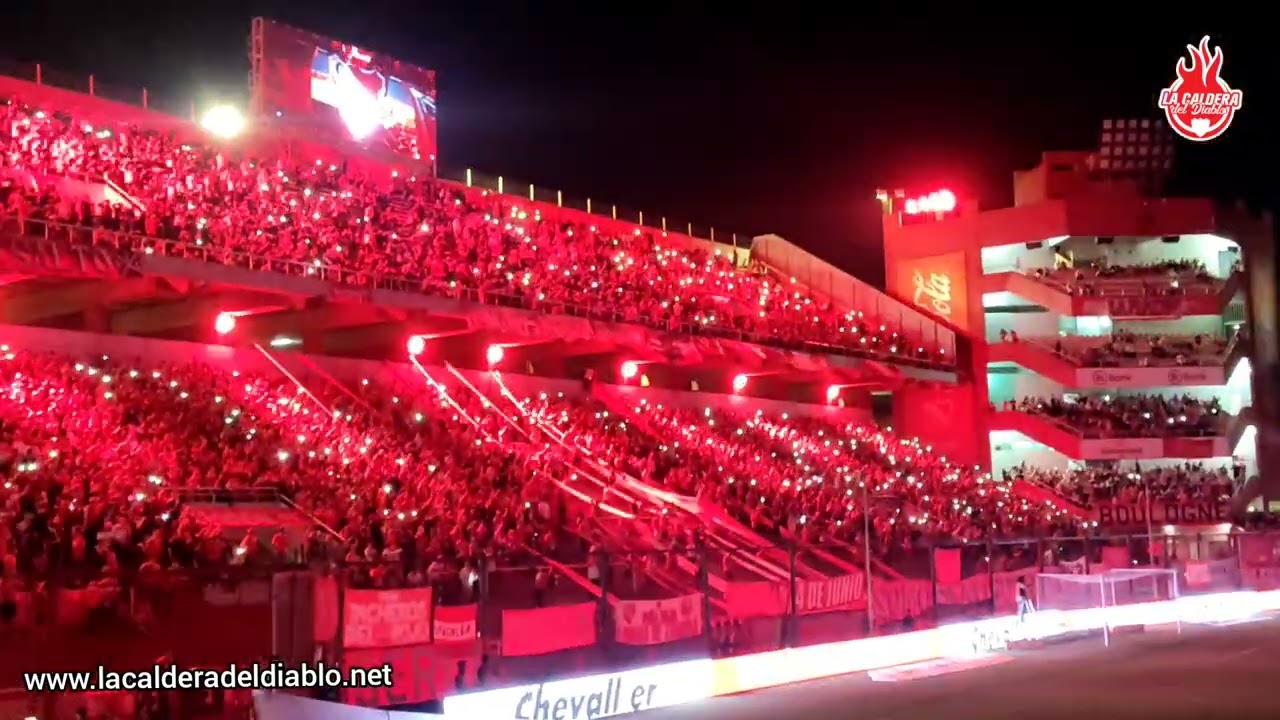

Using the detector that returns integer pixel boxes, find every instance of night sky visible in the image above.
[2,5,1274,286]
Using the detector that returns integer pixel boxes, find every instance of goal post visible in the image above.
[1035,569,1181,645]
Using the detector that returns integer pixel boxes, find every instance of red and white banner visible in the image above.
[433,604,478,644]
[726,573,865,619]
[796,573,865,614]
[614,594,704,646]
[343,588,433,649]
[501,603,597,656]
[1094,500,1230,526]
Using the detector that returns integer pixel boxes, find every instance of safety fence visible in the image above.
[5,529,1272,712]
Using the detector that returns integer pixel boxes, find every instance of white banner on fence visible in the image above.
[614,594,704,646]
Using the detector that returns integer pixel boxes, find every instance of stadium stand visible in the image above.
[0,97,947,366]
[1001,394,1229,439]
[0,67,1270,720]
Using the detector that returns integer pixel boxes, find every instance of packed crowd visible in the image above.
[1031,331,1231,367]
[511,393,1081,562]
[1029,258,1230,296]
[0,97,944,366]
[0,348,579,600]
[1006,462,1239,507]
[1002,394,1229,438]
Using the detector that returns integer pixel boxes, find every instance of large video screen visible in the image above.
[255,18,437,166]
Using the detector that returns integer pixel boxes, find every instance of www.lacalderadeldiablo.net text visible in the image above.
[23,661,392,693]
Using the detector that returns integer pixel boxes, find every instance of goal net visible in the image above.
[1036,569,1180,613]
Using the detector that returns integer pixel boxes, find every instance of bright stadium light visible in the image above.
[826,384,841,403]
[732,373,749,393]
[486,344,505,366]
[406,335,426,356]
[214,312,236,335]
[200,105,246,139]
[621,360,640,381]
[903,189,957,215]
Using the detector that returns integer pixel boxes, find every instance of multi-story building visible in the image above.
[882,150,1276,511]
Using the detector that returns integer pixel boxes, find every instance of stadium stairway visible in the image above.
[981,272,1077,315]
[987,409,1086,457]
[587,387,880,580]
[985,339,1079,386]
[467,370,836,587]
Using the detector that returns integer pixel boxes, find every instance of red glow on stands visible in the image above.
[214,312,236,335]
[406,335,426,356]
[620,361,639,381]
[826,385,841,403]
[904,189,957,216]
[732,374,749,393]
[486,344,505,366]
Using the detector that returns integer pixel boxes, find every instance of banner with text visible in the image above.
[614,594,704,646]
[501,603,597,657]
[1077,293,1224,318]
[343,588,433,649]
[434,604,478,644]
[725,573,865,618]
[1079,438,1165,460]
[1077,366,1225,389]
[1095,500,1230,527]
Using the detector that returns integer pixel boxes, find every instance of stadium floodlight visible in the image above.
[732,373,749,393]
[486,344,505,366]
[1092,118,1175,193]
[826,384,841,403]
[200,105,247,139]
[903,189,957,216]
[620,360,640,381]
[406,335,427,356]
[214,312,237,335]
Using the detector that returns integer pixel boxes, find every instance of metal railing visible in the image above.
[1028,268,1226,297]
[0,216,953,369]
[4,530,1272,687]
[1016,334,1232,369]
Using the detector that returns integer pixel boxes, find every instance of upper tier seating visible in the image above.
[0,98,946,367]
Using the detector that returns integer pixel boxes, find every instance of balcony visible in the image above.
[988,335,1240,389]
[989,410,1230,460]
[983,270,1241,318]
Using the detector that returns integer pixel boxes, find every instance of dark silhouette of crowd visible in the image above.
[1002,394,1229,438]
